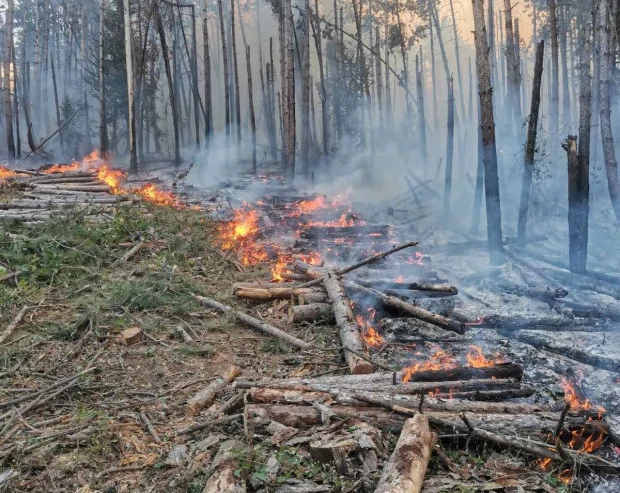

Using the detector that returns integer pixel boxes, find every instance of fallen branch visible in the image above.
[140,410,162,444]
[193,295,312,350]
[186,365,242,416]
[0,306,30,345]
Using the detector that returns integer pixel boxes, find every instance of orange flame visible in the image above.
[395,275,404,283]
[561,376,605,414]
[271,255,290,282]
[406,251,425,265]
[219,208,270,266]
[0,166,18,181]
[135,184,182,207]
[43,161,82,174]
[354,307,384,348]
[294,196,326,214]
[97,165,126,193]
[401,350,457,382]
[466,346,504,368]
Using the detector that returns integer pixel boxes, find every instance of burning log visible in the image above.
[288,303,334,323]
[194,295,312,350]
[322,272,374,374]
[345,281,465,334]
[186,365,242,416]
[300,224,390,240]
[374,414,435,493]
[232,284,322,300]
[401,362,523,383]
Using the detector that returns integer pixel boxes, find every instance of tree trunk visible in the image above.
[190,6,201,149]
[470,97,484,234]
[503,0,522,126]
[4,0,15,162]
[448,0,465,119]
[155,5,181,166]
[231,0,241,142]
[416,54,427,164]
[99,0,107,158]
[568,24,592,274]
[428,0,437,128]
[472,0,505,265]
[283,0,296,180]
[301,0,311,175]
[517,40,545,242]
[203,2,212,141]
[123,0,137,173]
[487,0,496,91]
[312,0,329,157]
[246,46,257,173]
[559,5,571,129]
[217,0,231,136]
[599,0,620,221]
[12,41,20,158]
[443,76,455,219]
[591,3,601,172]
[548,0,560,140]
[374,415,435,493]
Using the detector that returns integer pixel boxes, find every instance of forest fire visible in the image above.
[561,376,605,414]
[0,166,19,181]
[466,345,504,368]
[43,162,81,174]
[219,208,271,265]
[97,165,126,193]
[135,184,182,207]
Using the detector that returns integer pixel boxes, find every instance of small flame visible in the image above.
[561,376,605,414]
[43,161,82,174]
[395,275,404,283]
[0,166,18,181]
[354,306,384,348]
[97,165,126,193]
[406,251,425,265]
[135,183,182,207]
[466,346,504,368]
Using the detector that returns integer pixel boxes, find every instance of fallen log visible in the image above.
[244,404,594,437]
[298,240,420,288]
[246,387,547,415]
[0,306,30,345]
[353,278,458,294]
[233,285,321,300]
[346,281,465,334]
[323,272,374,374]
[186,365,242,416]
[27,176,98,185]
[0,212,53,221]
[193,295,312,350]
[464,314,603,332]
[434,387,535,401]
[401,362,523,383]
[300,225,391,240]
[288,303,334,323]
[374,414,435,493]
[236,377,519,395]
[201,440,248,493]
[33,184,111,193]
[298,292,329,304]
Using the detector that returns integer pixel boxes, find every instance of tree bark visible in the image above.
[548,0,560,140]
[416,55,427,164]
[230,0,241,142]
[472,0,505,265]
[559,5,571,128]
[217,0,231,136]
[599,0,620,221]
[4,0,15,161]
[99,0,108,158]
[517,40,545,242]
[444,76,455,219]
[311,0,329,157]
[246,46,257,173]
[203,1,213,142]
[503,0,522,126]
[374,415,435,493]
[123,0,137,173]
[186,365,241,416]
[448,0,465,119]
[301,0,311,175]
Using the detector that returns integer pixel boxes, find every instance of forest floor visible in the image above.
[0,171,617,492]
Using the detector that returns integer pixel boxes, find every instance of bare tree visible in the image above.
[599,0,620,221]
[472,0,505,264]
[517,40,545,242]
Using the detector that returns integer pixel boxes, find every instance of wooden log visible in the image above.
[26,177,98,185]
[402,362,523,383]
[353,278,458,294]
[33,184,111,193]
[201,440,248,493]
[346,281,465,334]
[298,292,329,304]
[435,387,535,401]
[288,303,334,323]
[298,240,420,288]
[466,314,600,332]
[300,224,390,240]
[233,285,320,300]
[374,414,435,493]
[0,305,30,345]
[247,387,546,415]
[194,295,312,350]
[186,365,242,416]
[323,272,374,374]
[236,377,519,395]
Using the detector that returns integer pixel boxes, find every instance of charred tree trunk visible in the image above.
[375,27,383,132]
[217,0,231,136]
[428,0,437,128]
[548,0,560,141]
[231,0,241,143]
[443,76,455,219]
[448,0,465,119]
[22,58,37,152]
[203,2,212,141]
[470,98,484,234]
[517,40,545,242]
[559,6,571,129]
[301,0,311,175]
[155,5,181,166]
[591,3,601,171]
[4,0,15,162]
[472,0,505,265]
[312,0,329,157]
[599,0,620,221]
[123,0,137,173]
[98,0,107,158]
[416,55,427,164]
[246,46,257,173]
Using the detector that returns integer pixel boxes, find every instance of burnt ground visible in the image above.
[1,166,620,492]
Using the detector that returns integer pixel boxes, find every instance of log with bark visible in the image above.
[374,414,435,493]
[194,295,313,350]
[233,284,323,300]
[201,439,248,493]
[352,277,458,294]
[32,184,111,193]
[345,281,465,334]
[288,303,334,323]
[186,365,242,416]
[323,272,374,374]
